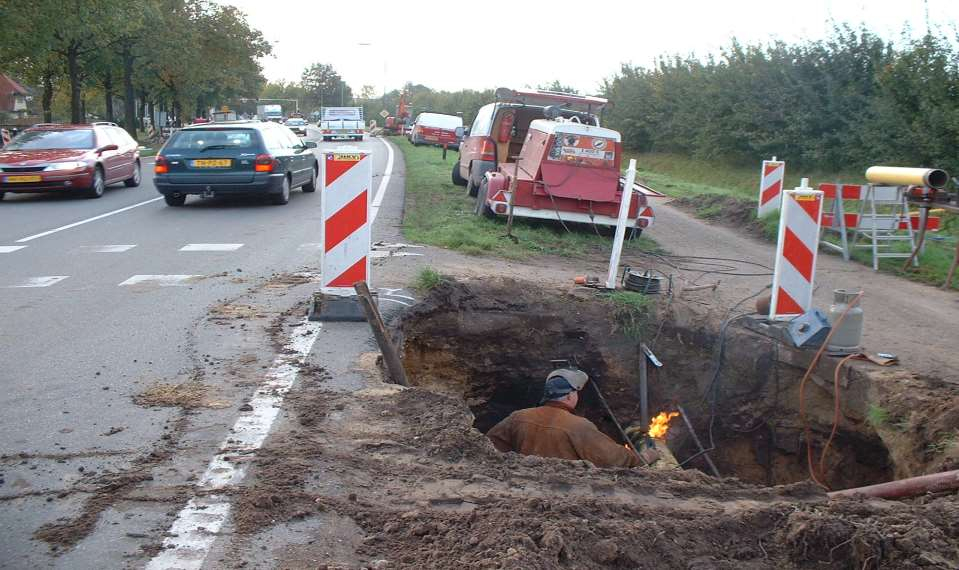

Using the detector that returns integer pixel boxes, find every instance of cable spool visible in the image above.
[622,267,670,295]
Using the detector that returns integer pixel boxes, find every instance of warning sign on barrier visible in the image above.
[769,183,824,320]
[757,158,786,218]
[321,149,372,294]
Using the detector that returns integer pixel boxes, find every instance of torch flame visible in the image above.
[649,411,679,439]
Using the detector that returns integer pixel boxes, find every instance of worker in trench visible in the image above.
[487,368,660,468]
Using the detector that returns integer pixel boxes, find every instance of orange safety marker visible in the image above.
[321,149,372,295]
[770,179,824,320]
[757,157,786,218]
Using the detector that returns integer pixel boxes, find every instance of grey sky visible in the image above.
[221,0,958,95]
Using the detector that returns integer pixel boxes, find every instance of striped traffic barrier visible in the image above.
[757,157,786,218]
[310,148,372,321]
[769,179,824,320]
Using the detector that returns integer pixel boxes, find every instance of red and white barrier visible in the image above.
[769,180,824,320]
[757,158,786,218]
[321,149,372,294]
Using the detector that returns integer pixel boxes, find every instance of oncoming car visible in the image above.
[153,120,317,207]
[284,118,308,136]
[0,122,140,200]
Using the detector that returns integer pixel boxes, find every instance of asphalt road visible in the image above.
[0,129,406,568]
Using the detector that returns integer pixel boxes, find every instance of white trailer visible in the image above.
[319,107,364,141]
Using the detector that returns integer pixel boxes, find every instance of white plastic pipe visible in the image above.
[606,159,637,289]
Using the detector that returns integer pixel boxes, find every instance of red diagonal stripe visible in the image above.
[325,190,367,252]
[783,227,814,281]
[328,256,367,287]
[775,287,803,315]
[325,155,363,187]
[792,193,822,222]
[761,180,782,205]
[764,163,780,176]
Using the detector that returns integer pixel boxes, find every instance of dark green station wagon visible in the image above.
[154,120,318,206]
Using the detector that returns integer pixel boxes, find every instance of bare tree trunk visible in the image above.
[67,43,82,123]
[42,70,54,123]
[122,44,137,137]
[104,72,115,123]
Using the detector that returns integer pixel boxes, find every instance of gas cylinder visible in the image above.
[827,289,864,353]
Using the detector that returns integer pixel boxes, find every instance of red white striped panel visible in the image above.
[770,190,823,320]
[757,161,785,217]
[321,151,372,292]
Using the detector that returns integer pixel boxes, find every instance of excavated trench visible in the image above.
[396,278,917,490]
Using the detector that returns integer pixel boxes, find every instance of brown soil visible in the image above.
[670,194,766,237]
[232,279,959,569]
[133,379,209,409]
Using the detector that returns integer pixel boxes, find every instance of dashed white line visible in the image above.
[146,318,323,570]
[297,242,323,251]
[15,197,163,243]
[9,276,69,288]
[0,245,27,253]
[118,275,201,287]
[179,243,244,252]
[79,244,137,253]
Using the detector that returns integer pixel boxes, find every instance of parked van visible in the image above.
[409,112,462,147]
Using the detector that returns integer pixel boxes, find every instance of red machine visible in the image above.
[383,90,410,135]
[473,89,656,233]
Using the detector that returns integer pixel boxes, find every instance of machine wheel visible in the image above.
[302,166,317,192]
[85,166,105,198]
[123,161,141,187]
[164,193,186,207]
[271,176,291,205]
[474,178,492,217]
[451,162,467,186]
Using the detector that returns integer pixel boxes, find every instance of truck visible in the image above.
[456,88,657,234]
[256,104,283,122]
[319,107,364,141]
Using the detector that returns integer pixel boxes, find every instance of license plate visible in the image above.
[5,175,42,183]
[192,159,231,168]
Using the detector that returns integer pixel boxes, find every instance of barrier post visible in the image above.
[769,178,824,320]
[757,157,786,218]
[309,148,373,321]
[605,159,637,289]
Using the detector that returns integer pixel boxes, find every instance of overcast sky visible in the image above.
[220,0,958,95]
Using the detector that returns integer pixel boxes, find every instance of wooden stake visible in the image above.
[353,281,409,387]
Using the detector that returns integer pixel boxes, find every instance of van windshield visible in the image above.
[418,113,462,130]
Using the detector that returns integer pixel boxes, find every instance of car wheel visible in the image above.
[0,192,5,201]
[475,177,493,217]
[271,176,291,205]
[85,166,105,199]
[302,166,317,192]
[124,161,141,187]
[451,162,467,187]
[164,193,186,207]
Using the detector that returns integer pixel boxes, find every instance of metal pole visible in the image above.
[639,343,650,446]
[677,405,721,477]
[606,159,637,289]
[589,380,649,466]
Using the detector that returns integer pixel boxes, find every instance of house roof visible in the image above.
[0,74,28,96]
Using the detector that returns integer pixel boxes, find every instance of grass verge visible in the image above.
[395,136,659,259]
[414,267,446,291]
[630,152,958,290]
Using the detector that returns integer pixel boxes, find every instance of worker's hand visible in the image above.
[639,448,661,465]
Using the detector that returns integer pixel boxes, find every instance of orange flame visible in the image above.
[649,411,679,439]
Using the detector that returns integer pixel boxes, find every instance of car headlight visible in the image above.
[45,161,87,171]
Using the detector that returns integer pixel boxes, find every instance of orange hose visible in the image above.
[797,291,864,490]
[818,353,859,482]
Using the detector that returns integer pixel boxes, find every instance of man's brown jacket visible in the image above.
[487,401,640,468]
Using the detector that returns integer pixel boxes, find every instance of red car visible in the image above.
[409,112,462,147]
[0,122,141,200]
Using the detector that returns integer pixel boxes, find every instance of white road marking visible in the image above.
[79,244,137,253]
[146,318,322,570]
[0,245,27,253]
[179,243,245,252]
[371,137,395,223]
[15,197,163,243]
[382,293,416,302]
[370,250,424,258]
[380,297,412,307]
[297,242,323,251]
[9,276,69,288]
[118,275,201,287]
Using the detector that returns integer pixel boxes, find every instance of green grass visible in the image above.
[601,290,653,339]
[866,404,892,429]
[628,151,959,290]
[396,137,660,259]
[926,429,958,455]
[414,267,445,291]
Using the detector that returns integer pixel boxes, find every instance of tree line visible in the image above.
[602,27,959,174]
[0,0,269,137]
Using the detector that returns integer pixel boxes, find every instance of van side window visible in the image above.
[470,105,494,137]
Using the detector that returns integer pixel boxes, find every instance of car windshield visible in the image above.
[418,113,462,129]
[6,129,95,150]
[165,129,257,151]
[286,119,305,125]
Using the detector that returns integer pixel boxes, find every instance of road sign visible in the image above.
[379,109,390,118]
[321,149,372,293]
[769,180,824,320]
[757,158,785,218]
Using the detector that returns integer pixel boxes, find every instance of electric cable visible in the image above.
[818,353,859,480]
